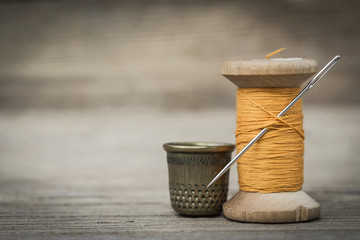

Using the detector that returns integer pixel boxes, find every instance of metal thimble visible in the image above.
[163,142,235,216]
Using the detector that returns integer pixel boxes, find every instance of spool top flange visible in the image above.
[221,58,318,88]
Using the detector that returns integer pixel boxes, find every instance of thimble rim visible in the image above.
[163,142,235,153]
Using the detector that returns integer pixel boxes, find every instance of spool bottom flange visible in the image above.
[223,190,320,223]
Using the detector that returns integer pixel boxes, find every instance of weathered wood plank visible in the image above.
[0,106,359,239]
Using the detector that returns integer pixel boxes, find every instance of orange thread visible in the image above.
[265,48,286,59]
[236,88,304,193]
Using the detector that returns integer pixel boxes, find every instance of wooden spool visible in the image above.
[221,58,321,223]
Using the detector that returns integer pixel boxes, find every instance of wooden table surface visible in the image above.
[0,105,359,239]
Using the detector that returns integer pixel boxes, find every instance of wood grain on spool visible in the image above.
[221,58,317,88]
[223,191,321,223]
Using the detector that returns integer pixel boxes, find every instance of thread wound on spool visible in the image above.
[236,88,304,193]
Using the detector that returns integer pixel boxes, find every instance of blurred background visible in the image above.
[0,0,359,197]
[0,0,359,109]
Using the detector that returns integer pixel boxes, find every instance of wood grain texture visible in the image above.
[220,59,318,88]
[221,73,316,88]
[220,59,318,75]
[0,106,359,239]
[223,191,321,223]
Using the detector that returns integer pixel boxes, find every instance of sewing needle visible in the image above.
[207,55,340,188]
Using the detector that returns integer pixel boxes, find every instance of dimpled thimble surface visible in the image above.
[163,142,234,216]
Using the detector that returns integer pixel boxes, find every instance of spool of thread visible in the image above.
[220,57,321,223]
